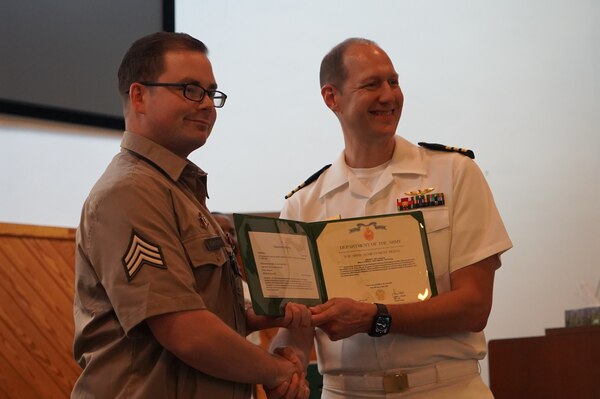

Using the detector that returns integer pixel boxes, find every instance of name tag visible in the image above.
[204,236,225,251]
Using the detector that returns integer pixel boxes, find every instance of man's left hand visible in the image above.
[246,302,312,332]
[280,302,312,329]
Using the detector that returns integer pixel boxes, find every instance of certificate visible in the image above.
[234,212,437,316]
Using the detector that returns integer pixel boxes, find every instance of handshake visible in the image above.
[256,302,313,399]
[264,346,310,399]
[257,298,377,399]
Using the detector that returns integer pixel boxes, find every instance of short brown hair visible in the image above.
[117,31,208,100]
[319,38,377,88]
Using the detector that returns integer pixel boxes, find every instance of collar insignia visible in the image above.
[199,212,209,229]
[122,230,167,281]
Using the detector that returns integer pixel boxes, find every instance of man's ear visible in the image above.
[128,83,146,114]
[321,84,340,112]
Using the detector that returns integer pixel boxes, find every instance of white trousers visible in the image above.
[321,360,494,399]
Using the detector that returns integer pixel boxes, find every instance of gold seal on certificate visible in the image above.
[234,212,437,316]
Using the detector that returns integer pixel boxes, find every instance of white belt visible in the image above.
[323,359,480,394]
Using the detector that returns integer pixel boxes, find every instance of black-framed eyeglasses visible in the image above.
[138,82,227,108]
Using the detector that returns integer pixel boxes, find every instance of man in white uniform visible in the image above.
[272,38,512,398]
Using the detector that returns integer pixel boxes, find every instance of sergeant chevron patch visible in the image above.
[122,230,167,281]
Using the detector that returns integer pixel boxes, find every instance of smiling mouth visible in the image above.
[186,118,210,125]
[371,110,394,116]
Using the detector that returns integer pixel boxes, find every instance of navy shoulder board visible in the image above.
[285,164,332,199]
[418,142,475,159]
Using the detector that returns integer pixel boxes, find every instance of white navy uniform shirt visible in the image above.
[281,135,512,374]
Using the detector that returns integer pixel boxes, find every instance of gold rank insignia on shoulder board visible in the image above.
[418,142,475,159]
[285,164,332,199]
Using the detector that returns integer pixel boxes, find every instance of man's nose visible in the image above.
[378,83,396,102]
[194,94,215,109]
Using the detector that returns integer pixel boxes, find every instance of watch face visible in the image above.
[373,315,392,335]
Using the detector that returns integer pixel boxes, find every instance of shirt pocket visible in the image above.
[421,207,449,234]
[420,207,451,292]
[181,233,227,269]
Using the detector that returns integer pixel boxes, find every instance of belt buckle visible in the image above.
[383,373,409,393]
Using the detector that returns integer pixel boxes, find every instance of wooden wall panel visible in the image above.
[0,223,79,399]
[489,326,600,399]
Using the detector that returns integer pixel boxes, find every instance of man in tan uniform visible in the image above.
[72,32,309,399]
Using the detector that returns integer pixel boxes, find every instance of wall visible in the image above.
[1,0,599,385]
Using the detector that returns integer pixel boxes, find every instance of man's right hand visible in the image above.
[264,347,310,399]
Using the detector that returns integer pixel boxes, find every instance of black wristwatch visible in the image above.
[368,303,392,337]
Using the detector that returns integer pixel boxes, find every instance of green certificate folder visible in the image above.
[234,212,437,316]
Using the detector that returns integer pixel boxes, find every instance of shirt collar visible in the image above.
[120,131,207,182]
[318,135,427,198]
[388,135,428,175]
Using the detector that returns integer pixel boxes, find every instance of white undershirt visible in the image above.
[348,160,391,196]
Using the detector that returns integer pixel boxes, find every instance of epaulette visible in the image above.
[285,164,332,199]
[418,142,475,159]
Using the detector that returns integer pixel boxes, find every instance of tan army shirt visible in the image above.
[72,131,249,398]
